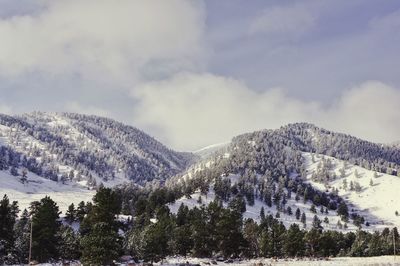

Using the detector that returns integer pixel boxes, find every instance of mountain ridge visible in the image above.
[0,111,195,187]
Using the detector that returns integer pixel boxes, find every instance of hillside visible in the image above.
[0,169,94,213]
[0,112,194,187]
[168,152,400,231]
[2,117,400,230]
[166,123,400,231]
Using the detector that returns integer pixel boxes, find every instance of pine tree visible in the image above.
[171,225,193,257]
[80,223,122,265]
[141,213,173,263]
[312,215,322,229]
[310,204,317,213]
[304,228,321,256]
[0,195,19,264]
[13,209,30,264]
[260,207,265,221]
[336,220,343,229]
[284,224,305,257]
[57,225,80,260]
[76,201,86,222]
[301,212,306,228]
[80,187,121,234]
[295,208,301,220]
[337,201,349,222]
[243,219,260,258]
[31,196,61,263]
[216,208,244,258]
[191,207,212,257]
[287,206,292,216]
[80,187,122,264]
[65,203,76,224]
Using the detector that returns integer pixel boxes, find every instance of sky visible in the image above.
[1,0,400,151]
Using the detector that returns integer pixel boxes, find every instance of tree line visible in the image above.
[1,188,399,265]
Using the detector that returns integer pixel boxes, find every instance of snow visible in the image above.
[10,256,400,266]
[194,142,229,158]
[160,256,400,266]
[0,169,94,214]
[303,152,400,229]
[168,153,400,232]
[168,173,361,231]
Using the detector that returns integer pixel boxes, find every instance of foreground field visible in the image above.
[161,256,400,266]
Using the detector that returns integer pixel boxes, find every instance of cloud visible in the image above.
[130,72,318,150]
[131,73,400,151]
[0,104,12,114]
[0,0,205,83]
[248,4,316,36]
[323,81,400,144]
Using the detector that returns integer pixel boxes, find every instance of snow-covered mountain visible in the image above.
[2,116,400,230]
[0,112,194,186]
[166,123,400,231]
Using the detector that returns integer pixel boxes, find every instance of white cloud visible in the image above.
[0,0,205,84]
[249,4,316,36]
[131,73,400,151]
[323,81,400,144]
[131,72,318,150]
[0,104,12,114]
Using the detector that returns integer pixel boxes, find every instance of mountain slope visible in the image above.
[166,123,400,231]
[0,112,195,187]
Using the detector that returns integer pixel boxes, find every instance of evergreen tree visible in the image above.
[171,225,193,257]
[287,206,293,216]
[243,219,260,258]
[216,208,244,258]
[190,207,211,257]
[0,195,19,264]
[301,212,306,228]
[65,203,76,224]
[80,222,122,265]
[312,215,322,229]
[260,207,265,221]
[284,224,305,257]
[13,209,30,264]
[295,208,301,220]
[228,195,246,214]
[57,225,80,261]
[76,201,86,222]
[304,228,321,257]
[80,187,122,264]
[80,187,121,234]
[141,214,173,263]
[337,201,349,222]
[31,196,61,263]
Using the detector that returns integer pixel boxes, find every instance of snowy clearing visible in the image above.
[159,256,400,266]
[0,170,95,213]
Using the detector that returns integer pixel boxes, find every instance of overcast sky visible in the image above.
[1,0,400,151]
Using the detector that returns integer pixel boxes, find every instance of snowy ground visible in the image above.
[168,152,400,231]
[0,170,95,214]
[160,256,400,266]
[9,256,400,266]
[303,152,400,229]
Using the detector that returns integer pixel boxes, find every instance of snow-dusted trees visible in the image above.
[80,187,122,265]
[30,196,61,263]
[0,195,19,264]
